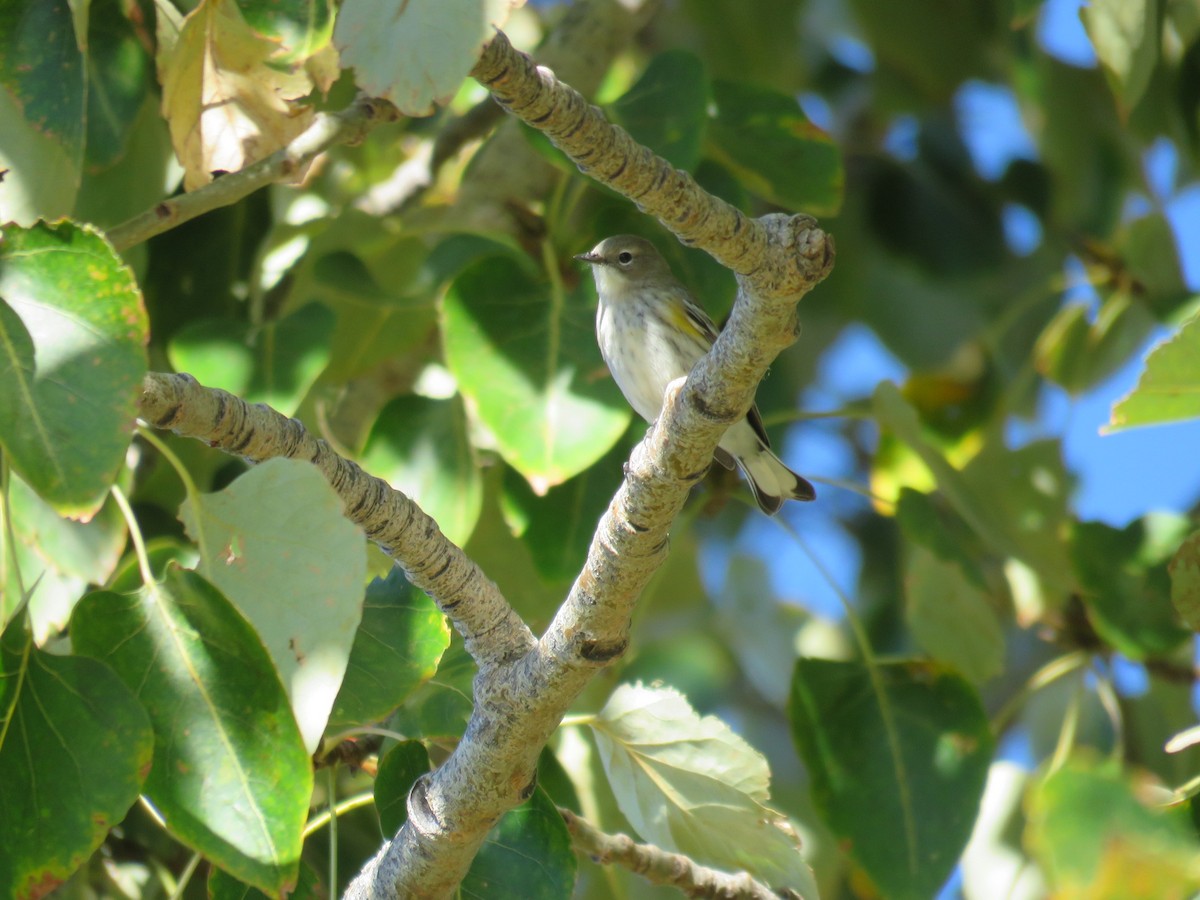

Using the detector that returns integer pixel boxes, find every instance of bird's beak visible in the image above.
[574,251,602,265]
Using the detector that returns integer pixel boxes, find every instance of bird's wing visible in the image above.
[682,295,772,449]
[682,296,721,345]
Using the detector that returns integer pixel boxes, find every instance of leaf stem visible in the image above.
[136,426,213,569]
[109,484,153,586]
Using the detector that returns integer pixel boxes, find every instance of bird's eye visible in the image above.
[617,251,634,265]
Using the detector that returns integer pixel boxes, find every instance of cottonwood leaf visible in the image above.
[1109,313,1200,431]
[334,0,524,116]
[158,0,316,190]
[71,568,311,896]
[0,221,147,518]
[592,683,818,898]
[0,611,152,900]
[179,458,367,753]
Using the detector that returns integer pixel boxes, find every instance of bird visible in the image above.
[575,234,815,514]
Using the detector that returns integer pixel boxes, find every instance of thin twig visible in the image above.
[560,808,800,900]
[107,95,400,252]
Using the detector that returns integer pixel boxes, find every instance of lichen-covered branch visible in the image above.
[560,808,799,899]
[136,372,534,667]
[452,0,661,234]
[107,95,400,252]
[470,30,834,300]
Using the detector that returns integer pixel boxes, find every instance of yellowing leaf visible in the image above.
[591,683,819,898]
[158,0,316,190]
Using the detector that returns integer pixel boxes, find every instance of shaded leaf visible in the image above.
[375,740,431,836]
[328,568,449,732]
[85,0,153,170]
[0,611,152,900]
[708,79,843,216]
[1071,516,1191,660]
[361,395,482,547]
[0,0,84,221]
[442,255,630,493]
[906,545,1005,683]
[1,472,126,642]
[71,567,312,896]
[501,440,625,583]
[790,657,993,900]
[1169,530,1200,631]
[611,50,708,171]
[460,787,576,899]
[167,302,335,416]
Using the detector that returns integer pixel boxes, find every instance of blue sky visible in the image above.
[714,0,1200,625]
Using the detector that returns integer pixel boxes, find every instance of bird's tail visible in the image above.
[738,449,816,515]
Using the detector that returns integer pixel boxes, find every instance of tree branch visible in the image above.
[136,372,534,668]
[107,95,400,252]
[560,808,797,899]
[470,30,834,299]
[343,32,832,900]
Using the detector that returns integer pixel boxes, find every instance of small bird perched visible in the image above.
[576,234,815,514]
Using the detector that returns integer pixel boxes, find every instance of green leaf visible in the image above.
[1109,313,1200,431]
[178,458,367,752]
[501,440,625,582]
[1037,59,1129,236]
[85,0,153,170]
[459,787,576,899]
[238,0,334,62]
[0,610,152,900]
[1034,292,1157,395]
[875,384,1075,594]
[442,255,631,493]
[906,545,1005,683]
[1082,0,1159,111]
[846,0,997,101]
[293,225,440,381]
[70,567,312,896]
[361,394,482,547]
[2,472,126,641]
[708,79,843,216]
[373,744,576,897]
[333,0,520,115]
[208,860,322,900]
[167,302,335,416]
[1123,214,1190,318]
[789,657,993,900]
[1070,516,1191,659]
[1169,530,1200,631]
[328,568,449,732]
[610,50,708,171]
[0,0,85,221]
[75,94,178,229]
[389,636,475,742]
[593,683,819,898]
[1026,756,1200,896]
[712,555,809,707]
[0,221,148,517]
[375,740,432,835]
